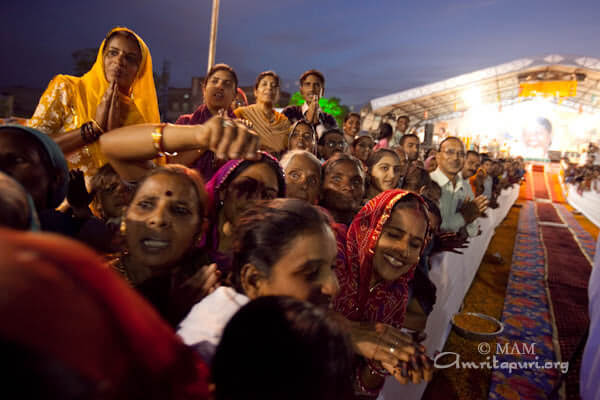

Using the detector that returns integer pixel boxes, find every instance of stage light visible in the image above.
[462,87,482,108]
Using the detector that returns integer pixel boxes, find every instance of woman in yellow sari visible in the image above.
[27,27,159,175]
[233,71,290,155]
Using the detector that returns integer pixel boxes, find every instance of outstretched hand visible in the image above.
[200,115,261,160]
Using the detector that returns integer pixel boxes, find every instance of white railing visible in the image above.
[565,185,600,229]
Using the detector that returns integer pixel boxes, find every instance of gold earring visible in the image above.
[120,219,127,235]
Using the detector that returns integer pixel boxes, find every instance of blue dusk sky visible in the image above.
[2,0,600,107]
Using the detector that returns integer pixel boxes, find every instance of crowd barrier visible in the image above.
[380,184,521,400]
[565,185,600,228]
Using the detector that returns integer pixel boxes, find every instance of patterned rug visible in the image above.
[536,203,562,224]
[554,204,596,263]
[532,165,550,200]
[488,201,560,400]
[541,223,591,400]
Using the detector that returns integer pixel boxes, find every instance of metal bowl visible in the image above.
[451,312,504,340]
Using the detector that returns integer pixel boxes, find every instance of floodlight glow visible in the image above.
[461,87,482,107]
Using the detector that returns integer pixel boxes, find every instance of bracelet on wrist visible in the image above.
[80,121,102,144]
[151,124,178,157]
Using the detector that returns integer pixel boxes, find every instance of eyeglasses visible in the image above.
[325,141,345,149]
[442,149,466,158]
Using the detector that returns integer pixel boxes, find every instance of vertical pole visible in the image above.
[207,0,220,73]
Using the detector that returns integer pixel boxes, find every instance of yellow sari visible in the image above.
[27,27,160,175]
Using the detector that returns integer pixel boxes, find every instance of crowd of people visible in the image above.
[564,143,600,195]
[1,27,525,399]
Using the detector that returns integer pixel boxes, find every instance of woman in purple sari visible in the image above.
[202,152,286,272]
[170,64,239,181]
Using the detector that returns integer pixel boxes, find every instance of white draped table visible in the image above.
[566,185,600,228]
[379,185,521,400]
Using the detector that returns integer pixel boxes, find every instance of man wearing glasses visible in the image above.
[317,129,347,161]
[430,137,488,237]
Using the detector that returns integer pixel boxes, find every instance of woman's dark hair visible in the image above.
[402,165,431,192]
[317,128,344,146]
[364,149,401,189]
[422,179,441,204]
[254,70,280,90]
[104,30,141,59]
[203,63,238,89]
[424,148,437,159]
[423,196,441,226]
[392,193,430,230]
[379,123,393,140]
[131,164,208,218]
[231,199,331,291]
[212,296,354,400]
[366,148,400,172]
[322,152,365,183]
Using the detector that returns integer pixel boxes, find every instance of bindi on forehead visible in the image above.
[165,190,173,197]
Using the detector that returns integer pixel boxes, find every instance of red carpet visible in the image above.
[533,170,550,200]
[536,203,562,224]
[541,224,591,400]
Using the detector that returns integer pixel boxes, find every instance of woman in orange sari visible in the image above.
[28,27,159,175]
[233,71,290,155]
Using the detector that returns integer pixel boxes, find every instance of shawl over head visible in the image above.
[333,189,429,329]
[288,119,318,155]
[65,26,160,126]
[0,125,69,209]
[201,152,286,270]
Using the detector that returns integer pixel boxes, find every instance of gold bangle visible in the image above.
[90,119,104,134]
[151,124,178,157]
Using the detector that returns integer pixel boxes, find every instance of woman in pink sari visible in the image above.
[334,189,434,398]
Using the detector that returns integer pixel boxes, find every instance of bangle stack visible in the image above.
[80,120,103,144]
[151,124,178,157]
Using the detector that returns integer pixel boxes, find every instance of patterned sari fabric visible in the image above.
[201,152,286,272]
[27,27,159,175]
[333,189,429,329]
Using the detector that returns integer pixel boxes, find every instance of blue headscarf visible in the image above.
[0,125,69,209]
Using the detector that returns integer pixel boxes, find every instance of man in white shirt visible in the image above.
[282,69,337,139]
[430,137,487,237]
